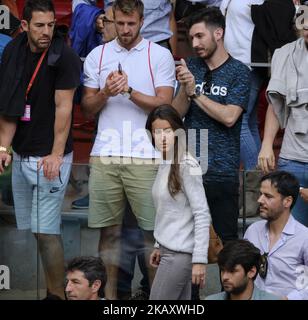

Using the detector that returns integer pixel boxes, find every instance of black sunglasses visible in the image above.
[203,70,212,94]
[259,252,268,279]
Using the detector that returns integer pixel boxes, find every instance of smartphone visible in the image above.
[118,62,123,75]
[175,60,182,66]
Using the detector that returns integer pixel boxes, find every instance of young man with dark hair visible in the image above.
[245,171,308,300]
[0,0,81,299]
[65,256,107,300]
[172,7,250,242]
[206,239,281,300]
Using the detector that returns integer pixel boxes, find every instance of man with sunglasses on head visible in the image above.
[244,171,308,300]
[172,7,250,243]
[206,240,281,300]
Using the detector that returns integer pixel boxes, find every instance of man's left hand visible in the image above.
[37,154,63,181]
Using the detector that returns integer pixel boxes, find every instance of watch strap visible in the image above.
[188,93,198,99]
[0,146,12,155]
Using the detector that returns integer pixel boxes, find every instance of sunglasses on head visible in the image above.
[259,252,268,279]
[203,70,212,93]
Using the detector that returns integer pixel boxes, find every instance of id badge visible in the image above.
[21,104,31,122]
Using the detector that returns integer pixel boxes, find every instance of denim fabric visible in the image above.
[141,0,173,43]
[277,158,308,227]
[12,152,72,234]
[240,69,263,170]
[105,0,172,43]
[117,206,149,298]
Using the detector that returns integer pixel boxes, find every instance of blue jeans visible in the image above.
[240,69,263,170]
[278,158,308,227]
[117,205,150,298]
[117,226,150,297]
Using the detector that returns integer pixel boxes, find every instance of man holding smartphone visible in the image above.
[173,7,250,243]
[81,0,175,300]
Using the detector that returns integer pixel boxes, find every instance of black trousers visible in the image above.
[203,180,240,242]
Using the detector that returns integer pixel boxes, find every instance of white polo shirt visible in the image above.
[83,38,176,159]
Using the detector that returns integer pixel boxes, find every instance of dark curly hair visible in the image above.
[218,240,261,281]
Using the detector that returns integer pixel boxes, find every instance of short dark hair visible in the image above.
[261,171,299,210]
[112,0,144,19]
[218,240,261,280]
[187,7,225,34]
[66,256,107,298]
[22,0,55,23]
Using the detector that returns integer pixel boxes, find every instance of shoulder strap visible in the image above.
[98,44,106,75]
[148,41,155,90]
[26,48,48,100]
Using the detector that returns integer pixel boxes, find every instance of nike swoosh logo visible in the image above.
[50,187,60,193]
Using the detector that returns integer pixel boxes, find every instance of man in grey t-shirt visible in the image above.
[258,25,308,227]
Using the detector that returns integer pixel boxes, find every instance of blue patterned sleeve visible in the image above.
[225,63,251,111]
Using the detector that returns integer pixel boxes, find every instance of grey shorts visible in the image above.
[12,152,72,234]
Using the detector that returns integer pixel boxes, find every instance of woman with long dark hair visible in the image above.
[146,104,211,300]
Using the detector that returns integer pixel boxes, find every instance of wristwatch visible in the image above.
[0,146,12,155]
[188,87,201,100]
[123,86,133,99]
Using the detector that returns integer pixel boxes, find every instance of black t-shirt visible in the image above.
[12,44,81,156]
